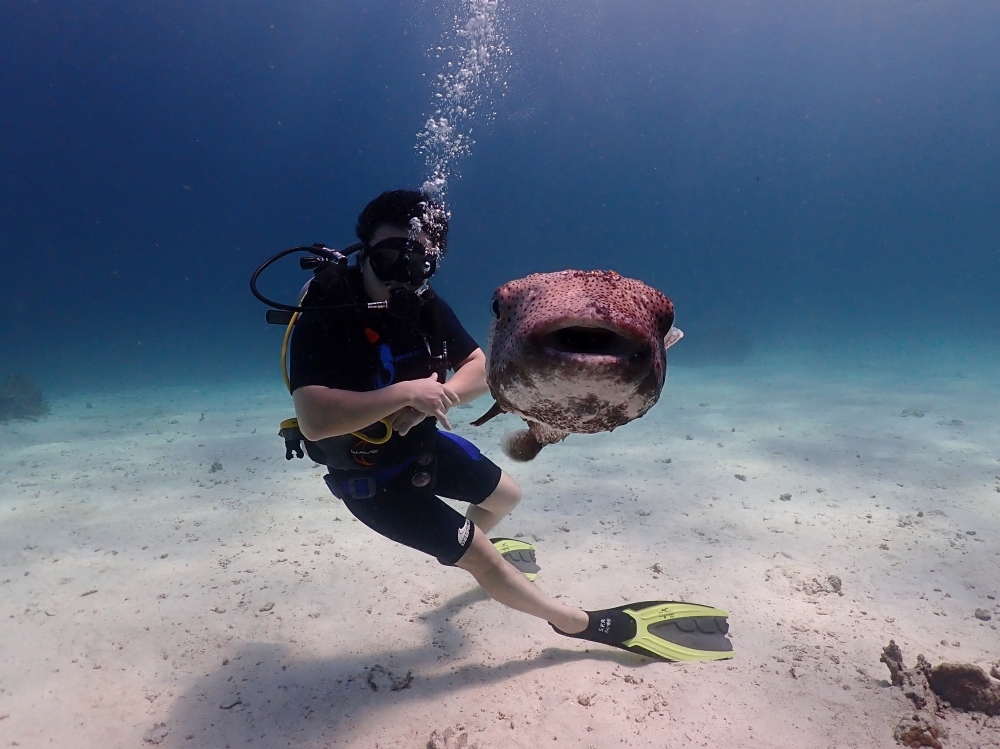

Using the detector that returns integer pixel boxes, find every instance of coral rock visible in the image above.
[0,374,50,422]
[928,662,1000,716]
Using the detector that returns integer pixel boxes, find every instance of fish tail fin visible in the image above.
[501,422,568,461]
[501,429,544,462]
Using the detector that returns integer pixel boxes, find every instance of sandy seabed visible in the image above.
[1,348,999,749]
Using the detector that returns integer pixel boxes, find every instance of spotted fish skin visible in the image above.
[482,270,681,460]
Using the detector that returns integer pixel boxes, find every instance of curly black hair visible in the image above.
[355,189,448,250]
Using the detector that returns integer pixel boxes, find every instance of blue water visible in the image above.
[1,0,998,392]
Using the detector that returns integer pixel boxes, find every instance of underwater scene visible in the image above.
[1,1,999,747]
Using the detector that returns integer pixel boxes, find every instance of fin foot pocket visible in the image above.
[490,537,539,581]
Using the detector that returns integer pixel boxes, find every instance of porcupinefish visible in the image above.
[472,269,683,461]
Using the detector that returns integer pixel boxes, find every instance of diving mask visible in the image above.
[365,237,437,286]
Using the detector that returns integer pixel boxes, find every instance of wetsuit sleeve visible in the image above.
[436,296,480,369]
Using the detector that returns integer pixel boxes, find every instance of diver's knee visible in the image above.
[482,472,521,514]
[455,530,504,577]
[502,473,523,505]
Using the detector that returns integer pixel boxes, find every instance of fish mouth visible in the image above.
[534,321,646,359]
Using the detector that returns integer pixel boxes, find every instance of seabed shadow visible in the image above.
[160,587,641,748]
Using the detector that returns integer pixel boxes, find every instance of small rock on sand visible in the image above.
[142,723,169,744]
[428,726,476,749]
[974,608,992,621]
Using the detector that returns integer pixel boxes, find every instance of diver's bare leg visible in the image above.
[465,472,520,533]
[455,530,588,634]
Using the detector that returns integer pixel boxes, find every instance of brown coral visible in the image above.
[894,716,944,749]
[880,640,936,710]
[881,640,1000,748]
[881,641,947,747]
[928,662,1000,716]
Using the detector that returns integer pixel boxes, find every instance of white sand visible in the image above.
[2,350,999,749]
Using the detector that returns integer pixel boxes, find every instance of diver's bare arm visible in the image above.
[293,385,413,441]
[446,348,490,404]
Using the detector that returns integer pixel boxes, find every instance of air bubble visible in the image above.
[415,0,509,234]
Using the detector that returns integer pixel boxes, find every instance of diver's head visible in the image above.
[359,226,437,302]
[355,190,447,301]
[356,189,448,251]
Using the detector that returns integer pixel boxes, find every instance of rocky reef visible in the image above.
[881,640,1000,748]
[0,374,50,422]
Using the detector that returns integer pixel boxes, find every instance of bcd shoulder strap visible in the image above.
[421,289,450,380]
[304,261,360,307]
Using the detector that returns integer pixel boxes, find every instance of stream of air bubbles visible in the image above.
[411,0,509,254]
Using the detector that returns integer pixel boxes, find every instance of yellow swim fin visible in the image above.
[490,537,540,581]
[552,600,734,662]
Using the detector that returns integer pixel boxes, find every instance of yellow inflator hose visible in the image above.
[282,312,392,445]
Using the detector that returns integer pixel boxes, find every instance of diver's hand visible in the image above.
[386,406,427,436]
[403,373,460,431]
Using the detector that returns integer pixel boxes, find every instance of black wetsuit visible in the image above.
[288,266,501,564]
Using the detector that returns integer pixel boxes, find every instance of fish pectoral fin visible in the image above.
[471,400,505,427]
[664,326,684,350]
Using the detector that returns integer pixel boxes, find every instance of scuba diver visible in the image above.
[258,189,734,662]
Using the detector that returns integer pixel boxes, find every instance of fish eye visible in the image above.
[491,298,500,318]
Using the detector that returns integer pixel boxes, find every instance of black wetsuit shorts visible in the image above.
[324,430,502,566]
